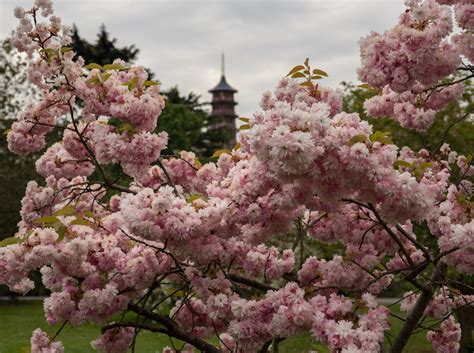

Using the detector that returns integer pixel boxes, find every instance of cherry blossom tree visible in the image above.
[1,0,473,352]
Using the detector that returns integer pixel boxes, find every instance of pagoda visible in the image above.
[208,53,238,147]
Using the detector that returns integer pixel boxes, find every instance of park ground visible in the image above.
[0,300,433,353]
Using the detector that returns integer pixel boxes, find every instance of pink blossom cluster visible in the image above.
[452,2,474,61]
[364,83,464,131]
[7,92,71,155]
[90,327,134,353]
[12,0,67,57]
[297,254,392,294]
[162,345,195,353]
[400,287,471,318]
[223,285,389,353]
[311,294,390,353]
[427,316,461,353]
[7,2,168,181]
[428,173,474,273]
[18,176,105,230]
[435,0,470,4]
[227,283,314,351]
[75,63,165,132]
[1,219,172,327]
[89,121,169,179]
[358,0,461,92]
[1,0,473,352]
[240,77,435,223]
[31,328,64,353]
[36,142,95,179]
[241,244,294,280]
[399,286,474,352]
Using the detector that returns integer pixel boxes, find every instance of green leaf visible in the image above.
[53,206,77,217]
[291,72,305,78]
[310,75,323,80]
[121,76,139,91]
[119,123,137,134]
[187,194,202,203]
[70,218,94,227]
[33,216,60,225]
[211,149,232,158]
[107,117,122,128]
[101,72,112,81]
[413,168,423,181]
[238,117,250,123]
[304,58,309,68]
[465,154,472,165]
[3,128,11,135]
[194,158,202,169]
[312,69,328,77]
[419,162,433,170]
[24,230,34,239]
[51,221,67,241]
[358,83,372,89]
[87,76,101,86]
[84,63,102,70]
[348,135,367,145]
[239,124,251,130]
[299,81,313,87]
[40,48,55,55]
[369,131,392,145]
[287,65,305,76]
[0,237,21,247]
[144,80,159,87]
[393,160,413,169]
[60,47,73,54]
[40,48,57,62]
[84,210,95,218]
[233,142,241,151]
[56,224,68,241]
[128,76,139,90]
[103,63,127,71]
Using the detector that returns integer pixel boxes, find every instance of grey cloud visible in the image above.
[0,0,405,117]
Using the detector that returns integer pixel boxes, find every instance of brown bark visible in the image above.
[390,264,446,353]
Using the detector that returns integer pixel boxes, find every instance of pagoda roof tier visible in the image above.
[209,75,238,93]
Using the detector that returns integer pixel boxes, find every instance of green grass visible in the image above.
[0,301,171,353]
[0,300,433,353]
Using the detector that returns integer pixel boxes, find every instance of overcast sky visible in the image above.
[1,0,405,117]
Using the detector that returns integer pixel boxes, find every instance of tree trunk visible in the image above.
[452,278,474,353]
[456,305,474,353]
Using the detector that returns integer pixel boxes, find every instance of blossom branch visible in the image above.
[102,322,168,335]
[390,263,446,353]
[66,99,136,195]
[127,304,222,353]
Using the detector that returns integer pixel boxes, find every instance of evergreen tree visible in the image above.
[70,24,139,66]
[158,86,232,158]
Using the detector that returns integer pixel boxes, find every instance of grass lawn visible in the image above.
[0,300,171,353]
[0,300,433,352]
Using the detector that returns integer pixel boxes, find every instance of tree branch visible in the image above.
[390,263,446,353]
[102,321,168,334]
[227,273,277,291]
[127,303,222,353]
[432,106,474,155]
[66,99,136,195]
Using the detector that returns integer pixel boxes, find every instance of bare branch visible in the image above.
[128,304,222,353]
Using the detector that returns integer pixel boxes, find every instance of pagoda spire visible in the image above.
[221,52,225,76]
[209,54,238,148]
